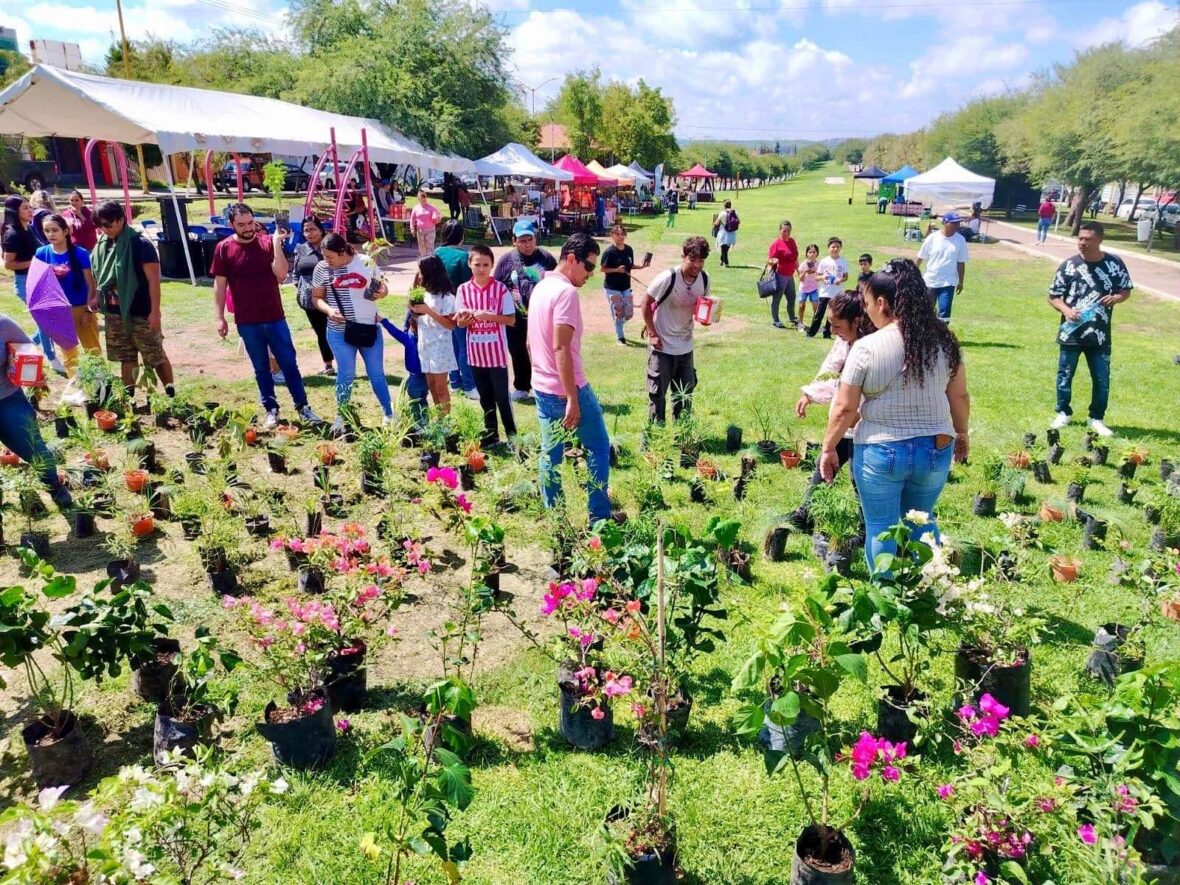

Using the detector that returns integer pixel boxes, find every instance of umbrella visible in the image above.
[25,258,80,350]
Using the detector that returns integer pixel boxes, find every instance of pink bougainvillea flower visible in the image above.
[425,466,459,490]
[964,841,983,860]
[957,705,977,722]
[590,706,605,720]
[336,719,351,732]
[937,784,955,800]
[385,624,399,637]
[602,608,621,625]
[588,536,602,550]
[603,674,633,698]
[953,740,963,754]
[1024,734,1040,749]
[222,595,242,609]
[882,765,901,782]
[625,599,642,613]
[455,494,473,514]
[974,872,990,885]
[1078,824,1097,845]
[978,694,1010,720]
[631,702,647,718]
[1114,784,1138,813]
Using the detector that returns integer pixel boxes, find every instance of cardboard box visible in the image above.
[6,342,44,388]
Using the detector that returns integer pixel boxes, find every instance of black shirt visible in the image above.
[493,247,557,308]
[601,244,634,292]
[292,242,323,308]
[1048,252,1132,352]
[98,234,159,318]
[2,225,38,276]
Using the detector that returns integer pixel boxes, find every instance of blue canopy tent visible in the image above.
[881,165,919,184]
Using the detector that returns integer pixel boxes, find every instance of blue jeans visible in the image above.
[604,288,633,340]
[1036,218,1051,242]
[0,392,63,491]
[406,372,429,428]
[535,384,612,525]
[853,436,955,573]
[326,326,392,417]
[449,326,475,392]
[929,285,955,321]
[237,320,308,413]
[1056,347,1110,420]
[14,275,57,362]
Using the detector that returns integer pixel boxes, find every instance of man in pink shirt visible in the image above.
[526,233,612,524]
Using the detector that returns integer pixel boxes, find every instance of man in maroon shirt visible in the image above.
[211,204,320,428]
[1036,198,1056,244]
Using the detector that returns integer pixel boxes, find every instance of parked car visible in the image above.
[1158,202,1179,231]
[1115,197,1158,220]
[1,150,57,192]
[280,161,310,193]
[212,157,265,193]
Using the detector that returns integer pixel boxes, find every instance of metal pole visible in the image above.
[162,157,198,286]
[114,0,150,196]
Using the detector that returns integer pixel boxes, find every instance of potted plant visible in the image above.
[974,455,1003,516]
[750,403,779,456]
[1118,454,1139,480]
[1118,481,1138,506]
[1006,448,1031,470]
[779,430,804,469]
[196,514,252,596]
[1039,501,1065,522]
[154,627,241,763]
[1092,440,1110,465]
[74,351,119,415]
[1050,554,1082,583]
[725,423,743,453]
[1067,466,1092,503]
[808,479,862,576]
[5,467,51,558]
[172,485,213,541]
[71,486,100,538]
[943,582,1044,717]
[266,436,289,474]
[102,520,141,586]
[733,578,888,885]
[357,428,391,495]
[52,402,78,439]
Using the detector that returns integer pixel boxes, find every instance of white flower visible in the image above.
[998,512,1024,530]
[123,848,155,879]
[124,826,143,846]
[239,772,261,797]
[74,802,107,836]
[906,510,930,526]
[4,819,34,869]
[270,777,289,795]
[37,785,69,811]
[129,786,164,812]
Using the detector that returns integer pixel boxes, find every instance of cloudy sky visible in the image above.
[8,0,1178,141]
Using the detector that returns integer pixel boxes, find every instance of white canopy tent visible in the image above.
[474,143,573,181]
[605,163,651,185]
[904,157,996,210]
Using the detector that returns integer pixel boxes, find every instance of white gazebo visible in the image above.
[904,157,996,210]
[473,142,573,180]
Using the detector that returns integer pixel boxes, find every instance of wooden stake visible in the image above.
[656,521,667,818]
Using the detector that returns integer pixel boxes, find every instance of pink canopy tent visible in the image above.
[679,163,718,179]
[553,155,616,186]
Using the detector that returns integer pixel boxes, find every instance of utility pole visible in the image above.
[115,0,150,195]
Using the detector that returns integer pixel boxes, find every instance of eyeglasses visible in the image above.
[580,259,597,273]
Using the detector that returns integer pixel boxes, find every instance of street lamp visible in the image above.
[518,77,559,118]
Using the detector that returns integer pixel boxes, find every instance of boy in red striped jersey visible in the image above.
[455,244,518,448]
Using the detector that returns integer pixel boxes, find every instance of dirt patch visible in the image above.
[476,705,535,751]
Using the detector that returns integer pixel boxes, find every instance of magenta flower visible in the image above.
[336,719,351,732]
[631,702,647,718]
[1024,733,1040,749]
[974,872,990,885]
[937,784,955,800]
[603,673,633,698]
[590,706,605,720]
[1114,784,1138,813]
[385,624,399,637]
[957,704,977,722]
[978,694,1010,719]
[588,536,602,550]
[882,765,901,782]
[603,608,621,625]
[455,494,472,514]
[1036,798,1056,813]
[425,466,459,489]
[1078,823,1097,845]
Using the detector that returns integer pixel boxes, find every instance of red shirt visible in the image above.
[456,278,513,368]
[210,234,284,325]
[65,207,98,251]
[1038,201,1055,219]
[768,237,798,276]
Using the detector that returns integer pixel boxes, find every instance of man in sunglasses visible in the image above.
[641,235,710,424]
[527,232,612,526]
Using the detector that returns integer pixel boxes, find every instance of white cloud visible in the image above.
[900,34,1030,99]
[1074,0,1179,50]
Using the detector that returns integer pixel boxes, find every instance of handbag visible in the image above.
[329,277,378,347]
[757,264,779,299]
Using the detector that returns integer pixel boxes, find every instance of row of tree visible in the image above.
[858,28,1179,234]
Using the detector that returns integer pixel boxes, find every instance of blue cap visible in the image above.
[942,211,962,224]
[512,219,537,238]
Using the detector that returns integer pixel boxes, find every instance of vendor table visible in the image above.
[379,217,412,244]
[889,202,924,217]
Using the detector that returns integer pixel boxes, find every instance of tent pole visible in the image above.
[478,177,499,245]
[162,157,198,287]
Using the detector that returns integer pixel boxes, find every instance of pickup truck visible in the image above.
[2,155,57,192]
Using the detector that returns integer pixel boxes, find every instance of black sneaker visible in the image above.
[50,486,74,510]
[772,322,785,329]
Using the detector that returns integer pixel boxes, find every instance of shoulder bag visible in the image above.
[757,263,778,299]
[329,277,378,348]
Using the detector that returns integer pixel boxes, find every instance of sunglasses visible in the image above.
[580,259,597,273]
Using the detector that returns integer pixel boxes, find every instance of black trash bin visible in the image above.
[200,231,230,277]
[157,238,204,280]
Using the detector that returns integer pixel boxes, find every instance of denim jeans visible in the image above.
[928,285,955,321]
[237,320,308,413]
[1055,347,1110,420]
[604,288,633,340]
[853,435,955,573]
[535,384,612,524]
[405,372,429,429]
[14,275,57,362]
[0,392,63,491]
[326,326,392,417]
[1036,218,1051,242]
[449,326,475,392]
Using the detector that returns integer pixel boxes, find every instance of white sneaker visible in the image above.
[510,389,530,402]
[382,414,394,427]
[262,409,280,430]
[50,357,66,375]
[59,387,87,407]
[297,404,322,424]
[1049,412,1070,430]
[1088,418,1114,438]
[272,370,286,385]
[463,388,480,401]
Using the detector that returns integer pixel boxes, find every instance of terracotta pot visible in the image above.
[130,514,155,538]
[1127,451,1146,466]
[276,424,299,441]
[124,468,149,493]
[466,450,486,473]
[0,450,20,467]
[696,459,718,480]
[95,410,118,431]
[1006,451,1031,469]
[1039,503,1064,522]
[83,451,110,471]
[780,449,802,469]
[1161,597,1180,623]
[315,442,339,465]
[244,427,259,446]
[1050,555,1080,583]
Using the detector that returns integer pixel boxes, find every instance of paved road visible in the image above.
[990,220,1178,301]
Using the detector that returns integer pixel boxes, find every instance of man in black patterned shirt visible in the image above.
[1047,222,1132,438]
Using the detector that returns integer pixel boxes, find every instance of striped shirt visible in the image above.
[456,278,513,367]
[840,323,955,445]
[310,257,377,331]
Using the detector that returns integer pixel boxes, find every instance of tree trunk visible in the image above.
[1127,182,1146,222]
[1069,184,1097,236]
[1115,180,1127,211]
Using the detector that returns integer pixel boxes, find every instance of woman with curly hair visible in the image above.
[787,289,877,532]
[819,258,970,570]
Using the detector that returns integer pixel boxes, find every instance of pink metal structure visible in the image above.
[332,128,378,241]
[82,138,132,222]
[303,127,340,224]
[203,151,245,220]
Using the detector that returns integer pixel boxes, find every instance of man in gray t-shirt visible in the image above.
[641,236,710,424]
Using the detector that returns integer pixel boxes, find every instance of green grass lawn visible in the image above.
[2,162,1179,884]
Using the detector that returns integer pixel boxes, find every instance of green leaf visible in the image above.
[835,653,868,683]
[433,749,474,811]
[769,691,800,725]
[733,702,765,736]
[1000,861,1030,884]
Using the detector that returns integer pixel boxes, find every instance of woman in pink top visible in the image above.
[409,190,442,257]
[64,190,98,251]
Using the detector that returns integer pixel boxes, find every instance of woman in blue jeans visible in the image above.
[310,233,392,434]
[819,259,970,571]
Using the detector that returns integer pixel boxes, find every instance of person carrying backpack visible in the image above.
[641,236,710,424]
[713,200,739,266]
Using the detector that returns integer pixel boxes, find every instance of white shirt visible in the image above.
[817,255,848,300]
[918,230,969,288]
[648,268,707,356]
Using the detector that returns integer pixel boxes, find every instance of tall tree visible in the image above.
[552,69,604,159]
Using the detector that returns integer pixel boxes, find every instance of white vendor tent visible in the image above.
[605,163,651,185]
[903,157,995,210]
[474,143,573,181]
